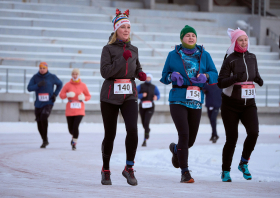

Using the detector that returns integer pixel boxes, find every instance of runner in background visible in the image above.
[59,68,91,150]
[203,84,222,143]
[218,28,263,182]
[99,9,147,186]
[27,62,63,148]
[137,73,160,147]
[160,25,218,183]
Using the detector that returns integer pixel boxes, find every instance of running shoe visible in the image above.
[101,168,112,185]
[122,166,138,186]
[238,164,252,180]
[221,171,232,182]
[169,143,179,168]
[180,171,194,183]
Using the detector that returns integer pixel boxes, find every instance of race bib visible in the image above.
[142,101,153,109]
[70,102,82,109]
[186,86,201,102]
[38,93,49,102]
[241,85,256,98]
[114,79,133,94]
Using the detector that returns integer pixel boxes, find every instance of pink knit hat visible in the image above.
[226,28,249,55]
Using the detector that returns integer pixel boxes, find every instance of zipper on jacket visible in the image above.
[123,44,128,78]
[243,53,249,105]
[108,85,111,99]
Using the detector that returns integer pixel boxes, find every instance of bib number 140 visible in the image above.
[114,79,133,94]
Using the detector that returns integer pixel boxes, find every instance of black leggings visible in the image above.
[221,100,259,171]
[139,105,155,139]
[207,107,219,137]
[101,100,138,170]
[170,104,202,169]
[66,116,83,139]
[35,105,53,142]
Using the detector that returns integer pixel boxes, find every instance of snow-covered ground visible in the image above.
[1,122,280,197]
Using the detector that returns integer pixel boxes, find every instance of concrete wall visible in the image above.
[2,102,277,125]
[248,16,280,45]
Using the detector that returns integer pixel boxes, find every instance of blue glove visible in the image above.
[171,72,184,86]
[190,74,207,84]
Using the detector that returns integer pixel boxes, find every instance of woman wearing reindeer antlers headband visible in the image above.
[218,28,263,182]
[99,9,146,186]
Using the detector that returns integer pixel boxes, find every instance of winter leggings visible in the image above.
[101,100,138,170]
[207,107,220,137]
[139,105,155,139]
[221,102,259,171]
[170,104,202,169]
[66,115,83,139]
[35,105,53,142]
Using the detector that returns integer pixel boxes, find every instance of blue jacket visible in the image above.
[27,71,63,108]
[203,84,222,108]
[137,83,160,100]
[160,44,218,103]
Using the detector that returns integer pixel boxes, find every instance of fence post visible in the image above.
[258,0,261,16]
[24,69,26,93]
[252,0,254,15]
[164,85,166,105]
[263,0,266,17]
[6,69,8,93]
[265,85,268,107]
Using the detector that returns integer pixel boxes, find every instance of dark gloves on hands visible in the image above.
[254,76,263,87]
[234,72,245,82]
[123,50,132,61]
[138,72,147,81]
[38,80,45,87]
[51,95,56,103]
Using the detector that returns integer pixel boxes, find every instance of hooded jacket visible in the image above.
[160,44,218,104]
[100,33,143,105]
[27,71,63,108]
[59,79,91,116]
[218,51,263,101]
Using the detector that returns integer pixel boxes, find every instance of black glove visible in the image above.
[51,95,56,103]
[37,80,45,87]
[234,72,245,82]
[254,76,263,87]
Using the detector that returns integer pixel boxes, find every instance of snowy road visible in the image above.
[1,123,280,197]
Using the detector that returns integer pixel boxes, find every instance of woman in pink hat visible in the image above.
[218,28,263,182]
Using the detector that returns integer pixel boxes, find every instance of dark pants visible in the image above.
[139,104,155,139]
[207,107,220,137]
[66,115,83,139]
[170,104,202,169]
[101,100,138,170]
[35,105,53,142]
[221,100,259,171]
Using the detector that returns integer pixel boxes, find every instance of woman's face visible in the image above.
[116,24,131,41]
[237,35,248,48]
[182,33,197,45]
[72,72,79,80]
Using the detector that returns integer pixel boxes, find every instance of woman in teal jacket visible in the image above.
[160,25,218,183]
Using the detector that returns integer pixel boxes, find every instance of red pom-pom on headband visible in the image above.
[123,9,129,17]
[116,8,121,16]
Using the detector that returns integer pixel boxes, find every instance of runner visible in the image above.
[160,25,218,183]
[59,68,91,150]
[99,9,147,186]
[137,73,160,147]
[218,28,263,182]
[203,84,222,143]
[27,62,63,148]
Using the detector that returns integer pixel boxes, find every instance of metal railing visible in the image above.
[267,28,280,49]
[1,67,279,107]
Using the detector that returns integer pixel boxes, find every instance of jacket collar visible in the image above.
[37,71,50,77]
[233,50,248,57]
[175,44,203,53]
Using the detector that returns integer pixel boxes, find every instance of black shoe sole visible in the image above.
[180,178,195,183]
[122,171,138,186]
[169,143,180,168]
[101,181,112,185]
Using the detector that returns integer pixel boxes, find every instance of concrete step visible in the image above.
[155,3,198,11]
[0,17,229,35]
[0,35,270,52]
[0,26,258,45]
[0,9,221,27]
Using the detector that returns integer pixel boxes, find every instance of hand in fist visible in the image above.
[78,93,85,101]
[66,92,75,98]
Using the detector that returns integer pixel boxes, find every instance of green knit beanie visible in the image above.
[180,25,197,41]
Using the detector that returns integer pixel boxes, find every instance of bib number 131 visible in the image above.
[186,86,201,102]
[114,79,133,94]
